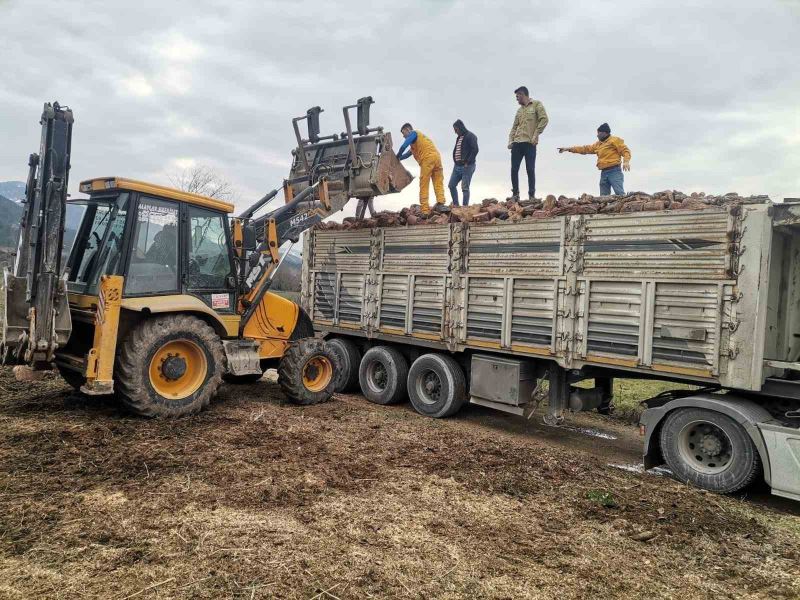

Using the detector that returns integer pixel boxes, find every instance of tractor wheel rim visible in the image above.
[303,355,333,393]
[415,369,442,405]
[678,419,733,475]
[148,339,208,400]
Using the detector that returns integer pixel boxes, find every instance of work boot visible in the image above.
[432,203,450,214]
[506,193,520,202]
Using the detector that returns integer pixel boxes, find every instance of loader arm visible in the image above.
[2,102,73,365]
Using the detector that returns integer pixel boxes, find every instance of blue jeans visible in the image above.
[599,165,624,196]
[448,162,476,206]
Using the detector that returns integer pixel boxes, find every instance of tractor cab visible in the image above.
[67,177,237,312]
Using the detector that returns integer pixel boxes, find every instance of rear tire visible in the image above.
[278,338,337,405]
[659,407,762,494]
[359,346,408,405]
[407,353,466,418]
[116,315,225,418]
[328,337,361,392]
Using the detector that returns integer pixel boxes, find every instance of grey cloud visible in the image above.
[1,0,798,214]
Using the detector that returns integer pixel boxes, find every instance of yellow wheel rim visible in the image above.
[303,355,333,393]
[148,339,208,400]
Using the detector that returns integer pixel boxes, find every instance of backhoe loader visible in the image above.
[0,98,411,417]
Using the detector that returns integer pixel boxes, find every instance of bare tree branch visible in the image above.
[169,165,237,202]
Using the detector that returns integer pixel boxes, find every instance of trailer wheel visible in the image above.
[359,346,408,405]
[407,353,466,418]
[328,337,361,393]
[116,315,225,418]
[278,338,337,405]
[659,408,762,494]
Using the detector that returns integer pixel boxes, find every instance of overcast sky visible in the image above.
[1,0,799,218]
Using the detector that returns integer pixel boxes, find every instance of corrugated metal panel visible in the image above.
[467,221,562,275]
[412,276,445,335]
[338,273,364,324]
[510,278,555,347]
[312,230,372,271]
[379,274,408,330]
[381,226,450,273]
[313,272,336,321]
[466,277,504,341]
[582,211,732,280]
[652,282,718,369]
[586,281,641,359]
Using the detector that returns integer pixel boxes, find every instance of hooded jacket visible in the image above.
[453,120,479,165]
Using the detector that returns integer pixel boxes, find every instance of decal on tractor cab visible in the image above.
[211,293,230,309]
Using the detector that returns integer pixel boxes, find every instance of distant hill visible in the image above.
[0,194,23,248]
[0,181,25,202]
[271,247,302,292]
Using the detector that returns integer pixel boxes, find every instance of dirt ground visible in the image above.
[1,369,799,599]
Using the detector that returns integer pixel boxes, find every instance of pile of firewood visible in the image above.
[315,191,769,231]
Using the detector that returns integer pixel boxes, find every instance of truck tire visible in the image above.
[278,338,337,405]
[116,315,225,418]
[407,353,466,418]
[359,346,408,405]
[328,337,361,392]
[659,407,762,494]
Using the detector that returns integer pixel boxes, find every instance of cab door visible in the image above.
[183,205,237,314]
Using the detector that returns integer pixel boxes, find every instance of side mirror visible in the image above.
[242,223,257,251]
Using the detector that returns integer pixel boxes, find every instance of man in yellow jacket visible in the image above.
[397,123,445,215]
[558,123,631,195]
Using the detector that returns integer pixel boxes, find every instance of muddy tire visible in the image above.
[57,365,85,391]
[659,408,762,494]
[328,337,361,393]
[278,338,337,405]
[359,346,408,405]
[407,353,466,418]
[116,315,225,418]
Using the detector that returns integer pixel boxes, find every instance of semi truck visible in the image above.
[301,200,800,501]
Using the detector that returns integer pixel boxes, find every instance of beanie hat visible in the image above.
[598,123,611,134]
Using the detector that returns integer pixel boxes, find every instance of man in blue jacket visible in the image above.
[449,119,479,206]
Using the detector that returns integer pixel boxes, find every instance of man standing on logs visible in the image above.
[397,123,446,215]
[508,86,549,201]
[558,123,631,195]
[449,119,479,206]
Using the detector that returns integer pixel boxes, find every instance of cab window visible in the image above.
[188,207,231,290]
[126,197,179,295]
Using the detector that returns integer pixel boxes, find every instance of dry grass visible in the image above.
[0,369,798,599]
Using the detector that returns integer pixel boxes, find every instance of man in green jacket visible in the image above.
[508,86,548,201]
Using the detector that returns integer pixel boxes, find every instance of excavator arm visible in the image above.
[1,102,73,365]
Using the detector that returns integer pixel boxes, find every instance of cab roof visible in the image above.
[79,177,235,214]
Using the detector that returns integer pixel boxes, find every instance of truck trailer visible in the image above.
[301,200,800,501]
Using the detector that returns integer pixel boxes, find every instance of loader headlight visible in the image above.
[80,182,92,192]
[104,179,116,189]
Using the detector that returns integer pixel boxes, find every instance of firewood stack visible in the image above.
[315,191,768,231]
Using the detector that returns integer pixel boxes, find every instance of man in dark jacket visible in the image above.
[448,119,479,206]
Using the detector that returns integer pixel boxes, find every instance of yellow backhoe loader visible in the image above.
[0,99,411,417]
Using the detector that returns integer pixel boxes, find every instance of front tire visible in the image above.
[57,364,85,391]
[407,353,466,418]
[659,408,762,494]
[116,315,225,418]
[358,346,408,405]
[278,338,337,405]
